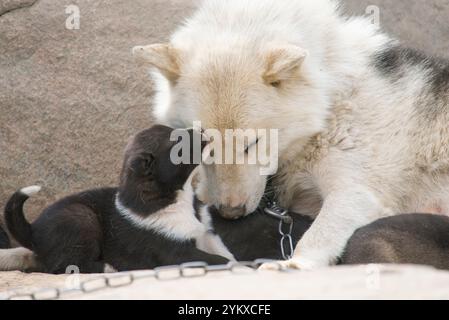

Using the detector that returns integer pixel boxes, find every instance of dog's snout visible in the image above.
[218,205,246,220]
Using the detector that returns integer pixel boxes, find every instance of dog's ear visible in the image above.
[263,45,308,87]
[132,44,181,82]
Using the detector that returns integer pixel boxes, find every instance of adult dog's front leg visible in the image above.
[262,186,391,270]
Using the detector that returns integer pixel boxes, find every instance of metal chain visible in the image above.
[3,259,289,300]
[279,219,294,260]
[263,199,295,260]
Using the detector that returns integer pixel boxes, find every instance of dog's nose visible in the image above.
[218,205,246,220]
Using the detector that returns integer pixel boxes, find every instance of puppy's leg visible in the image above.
[0,247,40,272]
[172,246,230,266]
[36,205,105,274]
[186,250,230,266]
[44,235,105,274]
[262,186,391,270]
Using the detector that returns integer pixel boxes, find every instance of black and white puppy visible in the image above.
[4,125,230,274]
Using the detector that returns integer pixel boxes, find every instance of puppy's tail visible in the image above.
[4,186,41,250]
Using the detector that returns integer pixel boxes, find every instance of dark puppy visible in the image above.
[4,125,228,274]
[341,213,449,269]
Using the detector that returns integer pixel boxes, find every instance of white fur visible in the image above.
[20,185,41,196]
[195,205,236,261]
[103,264,118,273]
[0,247,37,271]
[137,0,449,269]
[115,173,206,241]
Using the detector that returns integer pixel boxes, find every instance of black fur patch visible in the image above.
[193,196,202,222]
[422,58,449,121]
[373,46,429,78]
[4,192,33,249]
[0,224,10,249]
[373,45,449,90]
[430,62,449,97]
[373,45,449,120]
[209,207,313,261]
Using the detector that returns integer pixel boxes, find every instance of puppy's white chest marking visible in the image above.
[115,185,206,242]
[115,174,235,260]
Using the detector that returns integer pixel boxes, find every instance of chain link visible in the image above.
[279,221,294,260]
[263,200,295,260]
[3,259,289,300]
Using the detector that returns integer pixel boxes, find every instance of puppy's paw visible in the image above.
[104,264,118,273]
[259,257,319,271]
[258,260,290,271]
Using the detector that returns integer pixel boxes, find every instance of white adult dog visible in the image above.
[133,0,449,269]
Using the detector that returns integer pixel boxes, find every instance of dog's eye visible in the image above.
[270,80,281,88]
[245,138,259,154]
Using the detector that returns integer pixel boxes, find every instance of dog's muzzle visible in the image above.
[217,205,247,220]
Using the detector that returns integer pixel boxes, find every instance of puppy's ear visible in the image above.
[137,153,155,177]
[132,44,181,82]
[263,45,308,87]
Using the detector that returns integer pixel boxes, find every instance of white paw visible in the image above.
[258,260,289,271]
[104,264,118,273]
[259,257,321,271]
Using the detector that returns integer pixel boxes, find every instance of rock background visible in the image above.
[1,0,448,235]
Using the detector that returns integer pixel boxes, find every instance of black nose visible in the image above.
[217,205,246,220]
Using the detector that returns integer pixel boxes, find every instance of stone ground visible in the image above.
[2,264,449,300]
[0,0,448,299]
